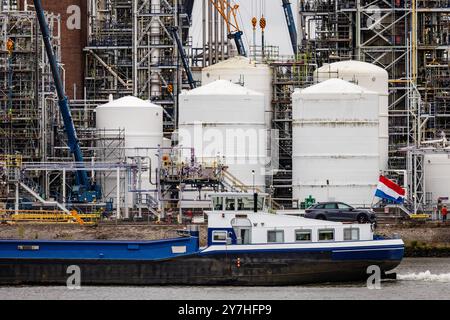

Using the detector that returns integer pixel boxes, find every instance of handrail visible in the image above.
[0,209,100,225]
[221,170,283,210]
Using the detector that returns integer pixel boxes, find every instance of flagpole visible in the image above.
[372,174,382,209]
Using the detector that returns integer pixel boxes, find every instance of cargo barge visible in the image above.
[0,193,404,286]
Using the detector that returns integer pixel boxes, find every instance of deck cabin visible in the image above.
[206,193,374,246]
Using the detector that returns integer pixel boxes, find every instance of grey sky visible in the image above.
[190,1,299,56]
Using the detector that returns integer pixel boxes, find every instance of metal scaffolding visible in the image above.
[85,0,192,134]
[0,7,60,159]
[85,0,134,100]
[270,55,317,208]
[0,6,62,203]
[298,0,449,210]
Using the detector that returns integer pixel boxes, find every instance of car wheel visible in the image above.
[357,214,369,223]
[316,215,326,220]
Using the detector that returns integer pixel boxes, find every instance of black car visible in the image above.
[304,202,376,224]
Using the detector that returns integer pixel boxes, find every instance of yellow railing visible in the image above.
[410,213,430,220]
[0,154,22,168]
[222,170,262,193]
[0,209,100,225]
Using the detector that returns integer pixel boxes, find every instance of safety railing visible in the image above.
[0,209,100,225]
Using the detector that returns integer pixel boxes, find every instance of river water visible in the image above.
[0,258,449,300]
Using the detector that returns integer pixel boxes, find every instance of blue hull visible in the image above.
[0,238,404,285]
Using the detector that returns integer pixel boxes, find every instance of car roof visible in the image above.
[315,202,352,206]
[316,201,344,204]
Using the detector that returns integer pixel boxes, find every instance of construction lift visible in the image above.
[209,0,247,57]
[33,0,100,203]
[281,0,298,55]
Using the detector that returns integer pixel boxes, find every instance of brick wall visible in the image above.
[20,0,87,100]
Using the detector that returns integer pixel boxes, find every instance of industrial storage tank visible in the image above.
[315,60,389,171]
[202,56,272,128]
[292,79,380,207]
[424,154,450,202]
[178,80,267,193]
[96,96,163,207]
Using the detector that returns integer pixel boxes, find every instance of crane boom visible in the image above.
[169,27,196,89]
[209,0,247,57]
[184,0,195,22]
[282,0,298,55]
[33,0,91,194]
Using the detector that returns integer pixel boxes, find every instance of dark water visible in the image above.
[1,258,450,300]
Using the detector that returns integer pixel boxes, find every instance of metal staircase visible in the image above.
[18,182,71,214]
[220,170,283,210]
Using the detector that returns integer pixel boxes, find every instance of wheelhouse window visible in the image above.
[236,196,254,211]
[234,195,265,211]
[295,230,312,242]
[225,197,236,211]
[212,230,228,242]
[344,228,360,241]
[256,196,265,211]
[212,197,224,211]
[267,230,284,243]
[318,229,335,241]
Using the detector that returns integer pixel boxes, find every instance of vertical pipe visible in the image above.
[15,182,19,214]
[220,5,224,61]
[138,157,142,218]
[62,168,66,206]
[157,147,164,219]
[124,167,129,219]
[253,27,256,61]
[116,167,121,219]
[83,87,87,128]
[355,0,361,60]
[178,189,182,224]
[151,0,161,98]
[411,0,417,82]
[208,0,212,66]
[132,0,138,95]
[202,0,206,67]
[174,0,179,128]
[36,14,48,197]
[227,0,232,55]
[214,2,218,63]
[261,30,265,59]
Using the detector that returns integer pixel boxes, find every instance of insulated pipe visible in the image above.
[151,0,161,98]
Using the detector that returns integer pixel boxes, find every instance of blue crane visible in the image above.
[33,0,99,203]
[169,27,197,89]
[282,0,298,55]
[184,0,195,22]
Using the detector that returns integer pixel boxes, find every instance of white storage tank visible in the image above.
[179,80,267,192]
[292,79,380,207]
[315,60,389,171]
[424,154,450,202]
[96,96,163,206]
[202,56,272,128]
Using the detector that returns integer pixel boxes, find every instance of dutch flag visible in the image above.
[375,175,406,204]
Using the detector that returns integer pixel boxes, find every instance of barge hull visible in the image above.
[0,252,402,286]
